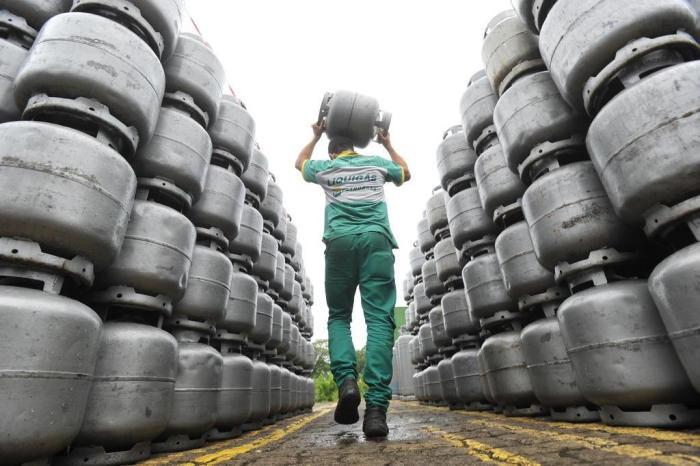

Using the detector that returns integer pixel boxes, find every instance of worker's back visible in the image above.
[302,151,404,246]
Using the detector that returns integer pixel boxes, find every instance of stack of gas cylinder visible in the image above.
[0,1,315,464]
[396,0,700,429]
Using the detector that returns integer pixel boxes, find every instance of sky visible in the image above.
[185,0,514,347]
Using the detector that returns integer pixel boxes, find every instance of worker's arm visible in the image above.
[295,123,324,172]
[378,131,412,183]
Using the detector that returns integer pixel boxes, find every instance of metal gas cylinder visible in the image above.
[587,61,700,225]
[266,304,284,351]
[482,9,543,95]
[229,204,263,263]
[409,336,421,366]
[412,371,423,401]
[274,210,288,243]
[404,301,415,329]
[287,281,303,316]
[94,199,196,305]
[559,280,700,427]
[423,365,441,402]
[282,221,298,257]
[442,289,480,339]
[481,331,541,413]
[436,126,478,194]
[241,148,269,203]
[452,349,490,407]
[649,242,700,392]
[209,95,256,174]
[421,258,445,301]
[427,190,449,238]
[0,287,102,465]
[477,347,498,406]
[220,271,257,337]
[246,356,271,425]
[460,70,499,152]
[474,144,525,220]
[419,322,439,361]
[173,244,232,327]
[15,12,165,144]
[495,220,556,299]
[414,282,432,317]
[494,71,586,172]
[434,237,460,284]
[447,187,498,251]
[248,292,273,347]
[211,343,253,438]
[133,106,211,209]
[319,90,391,148]
[289,373,300,412]
[286,325,300,364]
[511,0,545,32]
[539,0,697,112]
[522,161,636,270]
[278,312,292,357]
[259,179,284,228]
[252,232,278,282]
[409,244,426,279]
[417,216,436,254]
[270,252,285,295]
[164,32,226,127]
[189,165,245,243]
[0,33,29,123]
[402,275,413,303]
[292,242,304,273]
[462,252,517,320]
[70,0,185,59]
[268,363,282,418]
[64,322,177,464]
[0,121,135,271]
[280,263,295,302]
[279,368,291,414]
[397,335,415,396]
[429,306,451,349]
[0,0,71,29]
[437,357,461,407]
[521,317,598,421]
[154,332,222,451]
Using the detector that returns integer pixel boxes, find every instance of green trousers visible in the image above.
[325,232,397,409]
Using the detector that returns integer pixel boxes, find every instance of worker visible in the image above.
[295,122,411,438]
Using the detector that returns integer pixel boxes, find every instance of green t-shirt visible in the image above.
[302,152,404,248]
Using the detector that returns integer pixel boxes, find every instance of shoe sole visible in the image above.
[334,391,361,425]
[364,430,389,439]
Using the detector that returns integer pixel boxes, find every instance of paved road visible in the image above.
[141,401,700,465]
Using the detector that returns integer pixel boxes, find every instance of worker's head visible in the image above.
[328,137,355,159]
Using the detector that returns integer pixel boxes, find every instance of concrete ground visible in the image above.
[140,401,700,465]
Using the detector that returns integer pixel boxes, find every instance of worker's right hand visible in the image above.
[312,122,325,140]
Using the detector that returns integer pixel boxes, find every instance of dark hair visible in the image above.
[328,137,354,155]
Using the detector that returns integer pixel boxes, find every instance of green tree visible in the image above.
[312,339,330,378]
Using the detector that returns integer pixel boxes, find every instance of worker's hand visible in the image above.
[378,130,392,149]
[311,122,325,141]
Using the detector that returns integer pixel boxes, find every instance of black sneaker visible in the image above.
[334,378,361,425]
[363,406,389,438]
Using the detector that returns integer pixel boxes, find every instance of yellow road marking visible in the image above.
[461,409,700,449]
[138,423,278,465]
[193,408,331,465]
[425,426,540,465]
[465,417,700,466]
[411,402,700,450]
